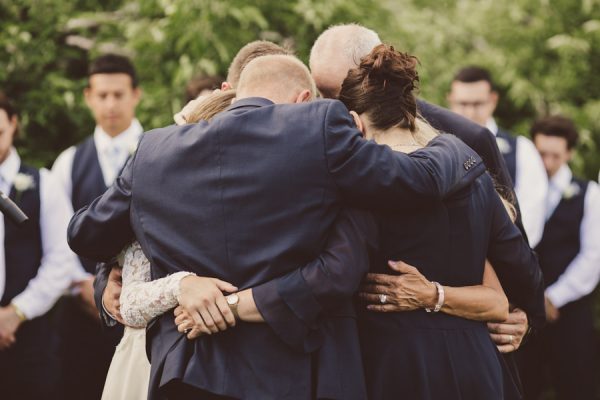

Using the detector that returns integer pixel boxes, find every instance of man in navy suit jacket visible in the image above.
[69,55,485,399]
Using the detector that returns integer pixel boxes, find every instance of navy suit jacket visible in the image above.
[70,98,484,399]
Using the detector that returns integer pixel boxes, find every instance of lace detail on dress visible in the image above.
[119,241,193,328]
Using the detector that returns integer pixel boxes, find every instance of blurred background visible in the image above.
[1,0,598,178]
[1,1,599,399]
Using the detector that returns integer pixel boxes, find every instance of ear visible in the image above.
[349,111,365,136]
[489,91,499,110]
[132,87,142,106]
[83,87,92,108]
[294,89,312,104]
[221,82,232,91]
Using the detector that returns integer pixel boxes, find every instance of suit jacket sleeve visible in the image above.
[485,177,546,329]
[323,100,485,209]
[252,208,377,352]
[94,261,119,328]
[67,148,136,262]
[417,100,529,242]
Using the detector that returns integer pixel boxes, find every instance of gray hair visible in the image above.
[309,23,382,69]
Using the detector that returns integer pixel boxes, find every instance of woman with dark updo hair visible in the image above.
[337,44,536,399]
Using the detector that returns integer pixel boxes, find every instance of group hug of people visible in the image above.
[0,23,598,400]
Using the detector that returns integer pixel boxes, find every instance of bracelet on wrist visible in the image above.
[10,303,27,322]
[425,282,445,313]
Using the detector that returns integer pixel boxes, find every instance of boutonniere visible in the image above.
[562,181,581,200]
[13,172,35,203]
[128,141,138,156]
[496,137,512,155]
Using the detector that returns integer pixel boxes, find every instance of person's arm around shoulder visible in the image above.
[67,142,138,261]
[322,100,484,209]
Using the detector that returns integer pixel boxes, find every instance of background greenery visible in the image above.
[0,0,598,179]
[0,1,598,398]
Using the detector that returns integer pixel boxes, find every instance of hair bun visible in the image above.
[363,44,419,95]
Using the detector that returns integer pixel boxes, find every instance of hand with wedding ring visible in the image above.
[487,307,528,353]
[359,261,437,312]
[175,276,238,339]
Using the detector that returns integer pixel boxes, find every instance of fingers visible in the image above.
[361,284,391,295]
[199,308,219,334]
[215,296,236,327]
[365,304,398,312]
[191,311,212,336]
[207,303,227,331]
[489,333,515,345]
[359,293,390,304]
[387,261,417,274]
[497,344,516,354]
[364,273,394,285]
[187,328,202,340]
[174,306,184,317]
[211,279,238,293]
[505,308,527,324]
[487,322,521,335]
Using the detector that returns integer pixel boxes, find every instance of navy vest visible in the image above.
[71,137,108,273]
[535,177,589,287]
[496,129,517,187]
[1,165,42,306]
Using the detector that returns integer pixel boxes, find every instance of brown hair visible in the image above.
[530,115,579,150]
[226,41,291,88]
[0,92,19,137]
[184,75,224,103]
[185,90,236,123]
[339,44,420,132]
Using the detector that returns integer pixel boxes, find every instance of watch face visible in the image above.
[227,294,239,305]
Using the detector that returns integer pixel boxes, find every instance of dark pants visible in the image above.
[163,382,236,400]
[0,314,59,400]
[518,297,597,400]
[56,296,121,400]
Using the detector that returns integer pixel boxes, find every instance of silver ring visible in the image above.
[508,334,514,344]
[379,294,387,304]
[184,328,192,334]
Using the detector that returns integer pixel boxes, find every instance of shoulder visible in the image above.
[52,145,76,170]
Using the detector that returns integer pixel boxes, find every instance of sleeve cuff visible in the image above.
[253,279,322,353]
[545,284,570,309]
[10,295,37,320]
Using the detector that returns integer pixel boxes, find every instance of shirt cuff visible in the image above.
[101,296,118,327]
[545,284,572,309]
[10,294,36,320]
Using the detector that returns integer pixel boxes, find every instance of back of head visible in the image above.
[452,66,494,88]
[310,23,381,97]
[339,44,420,132]
[236,55,316,103]
[185,75,224,102]
[88,53,138,87]
[227,41,291,88]
[530,115,578,150]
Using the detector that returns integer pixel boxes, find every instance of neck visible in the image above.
[370,126,421,152]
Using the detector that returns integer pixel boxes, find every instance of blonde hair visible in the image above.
[185,90,236,123]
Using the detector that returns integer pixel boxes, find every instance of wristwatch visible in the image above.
[226,293,240,320]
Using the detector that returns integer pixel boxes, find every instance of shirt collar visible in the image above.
[549,164,572,193]
[94,118,143,153]
[485,118,499,136]
[0,147,21,186]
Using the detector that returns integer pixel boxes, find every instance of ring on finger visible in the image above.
[508,334,514,344]
[379,294,387,304]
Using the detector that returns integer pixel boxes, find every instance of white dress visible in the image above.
[101,241,193,400]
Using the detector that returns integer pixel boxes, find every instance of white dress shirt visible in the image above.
[486,119,547,247]
[0,148,80,319]
[52,119,143,282]
[544,164,600,308]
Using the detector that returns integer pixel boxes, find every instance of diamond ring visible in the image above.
[379,294,387,304]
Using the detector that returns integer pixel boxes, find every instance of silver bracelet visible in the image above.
[425,281,445,313]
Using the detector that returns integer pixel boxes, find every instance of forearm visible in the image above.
[238,289,264,322]
[120,271,193,328]
[441,285,508,322]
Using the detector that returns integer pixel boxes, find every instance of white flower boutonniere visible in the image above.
[496,137,512,155]
[128,141,139,156]
[562,181,581,200]
[13,172,35,204]
[14,173,35,192]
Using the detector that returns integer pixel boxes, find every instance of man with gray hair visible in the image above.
[309,22,538,391]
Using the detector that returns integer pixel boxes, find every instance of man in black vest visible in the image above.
[518,116,600,399]
[51,54,142,399]
[0,93,78,399]
[447,66,547,249]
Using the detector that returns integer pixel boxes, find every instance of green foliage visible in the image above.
[383,0,600,180]
[1,0,599,180]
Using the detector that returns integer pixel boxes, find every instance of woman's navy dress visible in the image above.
[358,172,540,400]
